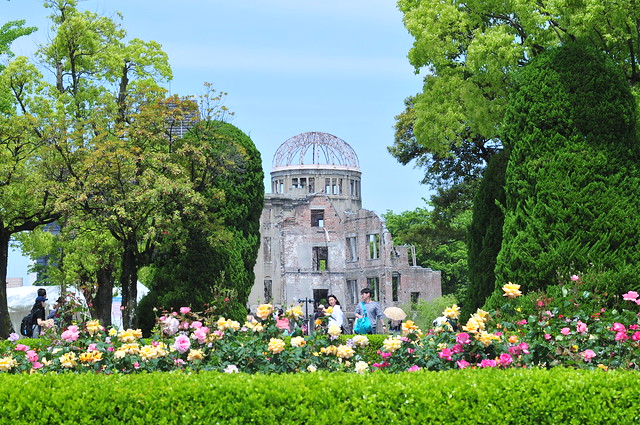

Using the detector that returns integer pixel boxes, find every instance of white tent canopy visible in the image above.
[6,282,149,335]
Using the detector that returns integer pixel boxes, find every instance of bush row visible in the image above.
[0,369,638,424]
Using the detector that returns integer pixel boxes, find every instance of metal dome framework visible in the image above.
[272,131,360,169]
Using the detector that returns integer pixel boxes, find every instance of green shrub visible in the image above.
[0,369,638,424]
[402,294,457,328]
[494,43,640,298]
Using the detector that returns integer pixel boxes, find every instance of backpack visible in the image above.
[20,311,35,337]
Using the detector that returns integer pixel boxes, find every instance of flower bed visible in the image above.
[1,279,639,374]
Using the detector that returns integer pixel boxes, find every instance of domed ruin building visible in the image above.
[249,132,441,326]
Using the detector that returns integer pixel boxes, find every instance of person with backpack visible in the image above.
[354,288,386,334]
[30,295,48,338]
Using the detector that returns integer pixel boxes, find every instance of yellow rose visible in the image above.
[217,317,228,331]
[355,361,369,374]
[442,304,460,319]
[502,282,522,298]
[86,320,103,335]
[476,331,494,347]
[290,336,306,347]
[0,356,18,372]
[187,349,205,361]
[463,318,482,334]
[324,306,333,316]
[352,335,369,347]
[401,320,419,336]
[508,335,519,344]
[79,350,102,364]
[383,336,403,352]
[286,306,303,320]
[121,343,140,355]
[336,345,355,359]
[140,345,158,361]
[256,304,274,321]
[320,345,337,356]
[59,352,77,368]
[267,338,286,354]
[328,324,342,336]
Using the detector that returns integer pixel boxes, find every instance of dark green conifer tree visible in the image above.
[463,149,508,319]
[138,121,263,331]
[489,43,640,306]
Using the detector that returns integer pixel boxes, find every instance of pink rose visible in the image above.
[631,332,640,341]
[191,321,203,329]
[26,350,38,362]
[438,348,453,361]
[456,333,471,345]
[544,334,552,340]
[576,321,588,334]
[15,344,28,352]
[582,349,596,362]
[407,365,421,372]
[174,334,191,354]
[61,326,79,342]
[570,275,579,281]
[180,307,191,314]
[615,331,628,342]
[456,359,470,369]
[612,322,626,332]
[560,327,571,336]
[622,291,639,301]
[499,353,513,367]
[479,359,497,368]
[451,343,464,354]
[31,362,43,370]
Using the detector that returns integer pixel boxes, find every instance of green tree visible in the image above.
[0,57,62,337]
[396,0,640,159]
[383,197,470,295]
[490,43,640,304]
[463,149,508,319]
[140,120,264,331]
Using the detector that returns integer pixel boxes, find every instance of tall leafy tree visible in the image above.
[0,57,61,337]
[383,197,470,295]
[140,120,264,331]
[490,43,640,305]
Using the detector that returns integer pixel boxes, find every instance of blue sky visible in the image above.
[4,0,431,282]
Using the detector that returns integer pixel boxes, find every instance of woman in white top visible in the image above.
[327,294,345,332]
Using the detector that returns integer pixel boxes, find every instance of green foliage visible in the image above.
[383,198,470,295]
[0,369,639,424]
[494,43,640,298]
[140,121,263,332]
[463,149,509,319]
[399,294,457,330]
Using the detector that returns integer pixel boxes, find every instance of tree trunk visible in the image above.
[120,240,138,329]
[94,266,114,326]
[0,230,14,338]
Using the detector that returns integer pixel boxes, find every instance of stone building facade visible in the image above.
[248,132,441,325]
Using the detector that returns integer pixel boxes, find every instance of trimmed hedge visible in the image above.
[0,369,638,424]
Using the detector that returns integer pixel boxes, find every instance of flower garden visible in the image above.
[1,278,639,375]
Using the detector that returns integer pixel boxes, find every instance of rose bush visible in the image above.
[1,277,638,374]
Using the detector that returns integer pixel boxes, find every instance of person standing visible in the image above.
[31,295,47,338]
[354,288,386,334]
[326,294,345,333]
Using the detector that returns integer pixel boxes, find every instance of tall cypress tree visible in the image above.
[138,121,263,331]
[463,149,508,319]
[491,43,640,303]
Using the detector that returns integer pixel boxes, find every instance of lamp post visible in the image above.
[298,297,315,335]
